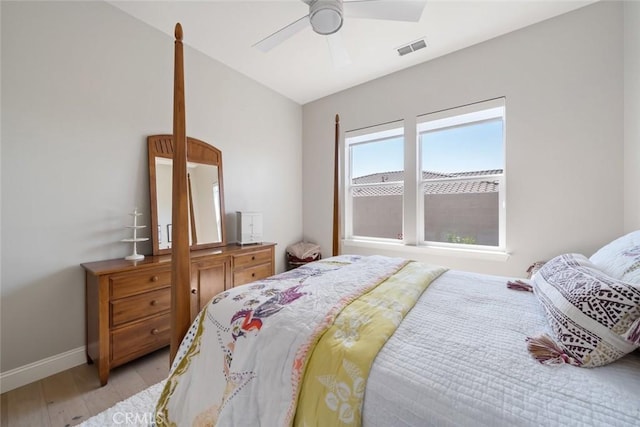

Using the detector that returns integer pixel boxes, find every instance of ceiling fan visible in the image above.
[253,0,427,67]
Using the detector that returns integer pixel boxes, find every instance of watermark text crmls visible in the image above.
[112,411,165,425]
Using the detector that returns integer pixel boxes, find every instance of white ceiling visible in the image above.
[109,0,595,105]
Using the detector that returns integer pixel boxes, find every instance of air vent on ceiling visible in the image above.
[397,38,427,56]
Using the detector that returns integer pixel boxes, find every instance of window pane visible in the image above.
[351,137,403,182]
[423,180,499,246]
[349,134,404,240]
[419,102,504,249]
[351,185,403,240]
[421,118,503,175]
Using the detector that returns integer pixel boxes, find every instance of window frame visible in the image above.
[341,98,507,259]
[344,121,404,243]
[416,98,506,252]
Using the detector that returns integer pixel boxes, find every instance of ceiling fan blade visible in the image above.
[343,0,426,22]
[326,32,351,69]
[253,15,311,52]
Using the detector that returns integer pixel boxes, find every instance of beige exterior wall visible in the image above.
[353,195,403,239]
[353,192,498,246]
[424,193,499,246]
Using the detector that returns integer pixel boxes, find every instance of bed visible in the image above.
[157,24,640,426]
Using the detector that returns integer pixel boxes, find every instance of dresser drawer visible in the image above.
[233,262,273,287]
[111,313,170,365]
[110,269,171,299]
[234,249,272,269]
[111,287,171,327]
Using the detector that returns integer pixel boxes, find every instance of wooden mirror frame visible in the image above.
[148,134,226,256]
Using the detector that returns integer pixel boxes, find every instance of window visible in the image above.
[343,98,506,254]
[345,122,404,241]
[417,98,505,249]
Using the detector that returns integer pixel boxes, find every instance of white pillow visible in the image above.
[589,230,640,284]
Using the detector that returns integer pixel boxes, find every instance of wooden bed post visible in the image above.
[170,22,191,364]
[332,114,340,256]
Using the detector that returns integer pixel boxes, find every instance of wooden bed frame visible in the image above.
[169,23,190,362]
[168,24,342,362]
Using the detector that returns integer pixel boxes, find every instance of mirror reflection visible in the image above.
[148,135,226,255]
[155,159,223,250]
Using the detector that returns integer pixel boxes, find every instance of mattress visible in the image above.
[362,269,640,426]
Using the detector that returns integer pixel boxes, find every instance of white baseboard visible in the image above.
[0,346,87,393]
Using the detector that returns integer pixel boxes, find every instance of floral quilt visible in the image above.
[155,255,445,426]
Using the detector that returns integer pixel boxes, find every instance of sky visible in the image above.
[351,119,503,179]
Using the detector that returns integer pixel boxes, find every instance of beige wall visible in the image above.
[1,1,302,375]
[303,1,625,276]
[624,1,640,232]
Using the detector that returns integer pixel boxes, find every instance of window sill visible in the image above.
[342,239,510,262]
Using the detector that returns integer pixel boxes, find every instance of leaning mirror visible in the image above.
[148,135,226,255]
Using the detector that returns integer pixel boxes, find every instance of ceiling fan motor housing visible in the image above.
[309,0,344,35]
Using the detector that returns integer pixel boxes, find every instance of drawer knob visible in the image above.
[150,300,158,306]
[191,288,197,294]
[251,273,256,277]
[151,276,159,282]
[151,328,159,335]
[251,256,256,261]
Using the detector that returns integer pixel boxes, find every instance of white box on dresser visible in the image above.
[236,211,263,245]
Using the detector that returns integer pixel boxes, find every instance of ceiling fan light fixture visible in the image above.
[310,0,344,35]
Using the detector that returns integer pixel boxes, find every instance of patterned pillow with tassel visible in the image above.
[529,253,640,367]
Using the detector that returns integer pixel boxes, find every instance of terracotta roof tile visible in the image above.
[352,170,502,196]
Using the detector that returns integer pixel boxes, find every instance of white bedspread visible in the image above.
[362,270,640,426]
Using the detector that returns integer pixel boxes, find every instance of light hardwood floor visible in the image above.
[0,347,170,427]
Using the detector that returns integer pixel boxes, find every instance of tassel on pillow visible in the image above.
[506,279,533,292]
[526,261,547,279]
[526,334,582,366]
[627,318,640,345]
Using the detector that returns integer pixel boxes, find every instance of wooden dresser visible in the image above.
[82,242,275,386]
